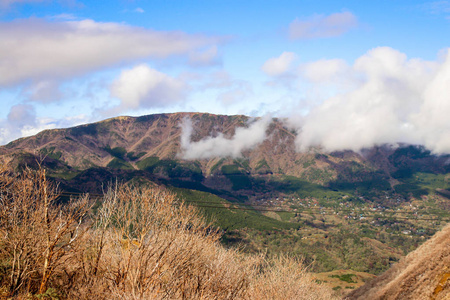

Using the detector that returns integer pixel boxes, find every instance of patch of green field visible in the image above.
[126,152,146,161]
[107,158,134,170]
[173,188,300,231]
[413,172,450,190]
[104,146,127,159]
[136,156,160,171]
[330,274,357,283]
[269,176,345,200]
[49,171,81,181]
[221,164,253,190]
[221,164,241,175]
[277,211,295,222]
[40,147,62,160]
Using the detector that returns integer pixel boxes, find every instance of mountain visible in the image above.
[2,112,450,277]
[2,112,449,195]
[347,223,450,299]
[2,112,325,180]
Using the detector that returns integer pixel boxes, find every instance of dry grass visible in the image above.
[0,161,337,299]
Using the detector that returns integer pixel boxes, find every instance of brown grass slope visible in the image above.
[346,223,450,300]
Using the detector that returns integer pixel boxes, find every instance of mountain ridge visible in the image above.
[2,112,450,192]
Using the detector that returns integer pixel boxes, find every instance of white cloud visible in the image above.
[289,11,357,40]
[0,108,89,145]
[0,18,221,87]
[179,116,271,160]
[300,58,349,83]
[291,47,450,154]
[261,52,297,76]
[110,64,187,110]
[412,50,450,153]
[0,104,38,145]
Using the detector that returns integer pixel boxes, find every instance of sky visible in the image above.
[1,0,450,155]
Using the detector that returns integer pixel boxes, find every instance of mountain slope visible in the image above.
[347,223,450,299]
[2,112,450,208]
[3,112,449,186]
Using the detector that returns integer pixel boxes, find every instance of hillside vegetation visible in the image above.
[0,163,336,299]
[347,222,450,299]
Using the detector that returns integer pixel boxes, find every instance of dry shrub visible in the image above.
[0,161,336,299]
[0,161,90,297]
[246,255,338,300]
[69,184,254,299]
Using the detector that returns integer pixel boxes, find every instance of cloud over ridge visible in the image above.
[179,116,272,160]
[292,47,450,154]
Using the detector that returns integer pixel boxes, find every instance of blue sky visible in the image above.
[1,0,450,153]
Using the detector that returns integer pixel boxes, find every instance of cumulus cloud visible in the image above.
[179,116,271,160]
[289,11,357,40]
[412,52,450,153]
[0,18,221,87]
[261,52,297,76]
[291,47,450,154]
[110,64,187,110]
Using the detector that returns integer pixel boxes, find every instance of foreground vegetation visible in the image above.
[0,163,336,299]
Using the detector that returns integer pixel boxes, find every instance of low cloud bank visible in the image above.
[179,116,271,160]
[185,47,450,158]
[276,47,450,155]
